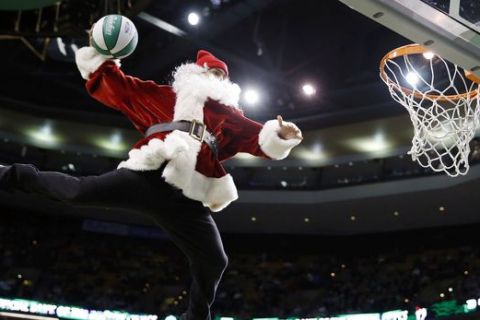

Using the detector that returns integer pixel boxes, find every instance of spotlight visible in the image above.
[243,89,260,105]
[188,12,200,26]
[302,83,316,96]
[406,72,420,86]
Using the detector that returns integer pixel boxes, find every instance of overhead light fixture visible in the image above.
[243,88,260,105]
[302,83,316,96]
[188,12,200,26]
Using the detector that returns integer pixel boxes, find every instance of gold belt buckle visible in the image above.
[189,120,206,142]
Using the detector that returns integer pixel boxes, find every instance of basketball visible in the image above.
[91,14,138,59]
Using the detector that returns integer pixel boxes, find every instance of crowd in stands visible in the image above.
[0,212,479,319]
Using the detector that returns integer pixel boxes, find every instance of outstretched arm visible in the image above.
[74,44,174,132]
[219,108,303,161]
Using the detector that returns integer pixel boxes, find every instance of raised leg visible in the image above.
[0,163,166,210]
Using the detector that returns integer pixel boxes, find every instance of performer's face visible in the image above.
[206,68,226,80]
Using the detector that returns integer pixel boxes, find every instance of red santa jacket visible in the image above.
[75,47,301,211]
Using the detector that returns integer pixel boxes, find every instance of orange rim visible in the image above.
[379,44,480,101]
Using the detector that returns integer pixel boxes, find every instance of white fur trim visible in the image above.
[259,120,302,160]
[75,46,121,80]
[117,135,189,171]
[118,132,238,212]
[172,63,241,112]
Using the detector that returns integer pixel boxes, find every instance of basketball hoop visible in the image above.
[380,44,480,177]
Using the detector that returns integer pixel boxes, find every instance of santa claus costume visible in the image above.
[0,47,302,320]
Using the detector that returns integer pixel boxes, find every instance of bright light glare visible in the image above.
[423,51,435,59]
[110,132,121,144]
[296,143,327,164]
[95,133,127,152]
[348,132,391,154]
[27,124,60,145]
[406,72,420,86]
[188,12,200,26]
[243,89,260,105]
[466,299,477,310]
[302,83,316,96]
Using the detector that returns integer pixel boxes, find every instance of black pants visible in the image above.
[0,163,228,320]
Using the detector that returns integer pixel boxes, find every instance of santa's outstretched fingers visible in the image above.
[277,115,303,140]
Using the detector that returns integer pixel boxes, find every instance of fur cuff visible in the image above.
[259,120,302,160]
[204,174,238,212]
[75,46,120,80]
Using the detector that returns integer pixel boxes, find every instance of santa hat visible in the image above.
[196,50,229,77]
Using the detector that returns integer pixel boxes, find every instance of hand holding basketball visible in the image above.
[88,23,94,47]
[277,115,303,140]
[90,14,138,59]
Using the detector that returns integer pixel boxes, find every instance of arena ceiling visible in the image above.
[0,0,414,165]
[2,0,480,235]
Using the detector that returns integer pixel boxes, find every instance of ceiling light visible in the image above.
[302,83,316,96]
[243,88,260,105]
[187,12,200,26]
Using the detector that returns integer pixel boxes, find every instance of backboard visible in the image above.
[338,0,480,77]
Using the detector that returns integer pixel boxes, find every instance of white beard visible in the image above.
[171,63,241,122]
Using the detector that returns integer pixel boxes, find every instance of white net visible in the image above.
[380,44,480,177]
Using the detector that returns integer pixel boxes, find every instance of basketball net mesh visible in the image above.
[381,45,480,177]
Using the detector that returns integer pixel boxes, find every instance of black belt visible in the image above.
[145,120,218,158]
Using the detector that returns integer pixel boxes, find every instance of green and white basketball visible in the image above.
[91,14,138,59]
